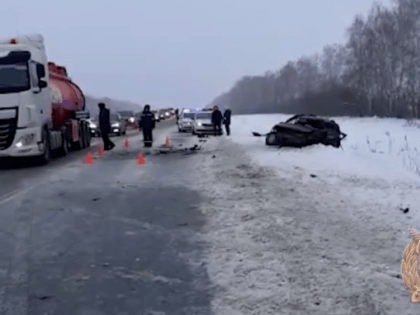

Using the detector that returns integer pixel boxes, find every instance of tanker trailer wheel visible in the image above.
[57,127,70,157]
[86,123,91,147]
[81,123,88,149]
[81,124,88,149]
[35,128,51,165]
[72,125,84,150]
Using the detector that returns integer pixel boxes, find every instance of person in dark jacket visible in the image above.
[98,103,115,150]
[175,108,179,123]
[139,104,156,146]
[223,107,232,136]
[211,105,223,135]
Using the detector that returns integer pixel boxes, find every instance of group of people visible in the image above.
[211,105,232,136]
[97,102,156,149]
[97,103,232,150]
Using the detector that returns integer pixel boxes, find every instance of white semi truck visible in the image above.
[0,34,91,165]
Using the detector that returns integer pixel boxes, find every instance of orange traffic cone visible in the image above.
[137,153,145,165]
[165,137,171,147]
[98,145,105,157]
[124,138,129,149]
[84,152,94,164]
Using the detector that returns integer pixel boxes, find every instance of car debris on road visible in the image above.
[158,144,202,155]
[252,114,347,149]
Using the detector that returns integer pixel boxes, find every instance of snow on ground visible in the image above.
[196,114,420,314]
[230,114,420,228]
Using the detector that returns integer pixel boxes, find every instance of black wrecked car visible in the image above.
[253,114,347,148]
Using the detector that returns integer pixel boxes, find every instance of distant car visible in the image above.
[255,114,346,148]
[178,110,195,132]
[88,118,101,137]
[110,113,127,136]
[118,110,137,129]
[192,111,221,136]
[151,110,160,122]
[158,110,166,120]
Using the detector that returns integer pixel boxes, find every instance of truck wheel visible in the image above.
[80,129,85,149]
[86,127,91,147]
[73,127,84,150]
[83,124,89,149]
[36,129,51,165]
[57,128,70,156]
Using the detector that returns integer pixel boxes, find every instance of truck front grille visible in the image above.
[0,117,17,150]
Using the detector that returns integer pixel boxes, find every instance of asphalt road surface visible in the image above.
[0,117,175,202]
[0,117,213,315]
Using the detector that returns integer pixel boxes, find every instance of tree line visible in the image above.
[210,0,420,118]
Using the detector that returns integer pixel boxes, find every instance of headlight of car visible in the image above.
[112,123,120,127]
[129,118,135,123]
[90,123,97,128]
[197,122,202,126]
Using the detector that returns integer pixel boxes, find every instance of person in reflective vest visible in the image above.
[139,104,156,146]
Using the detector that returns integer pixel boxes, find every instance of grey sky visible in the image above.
[2,0,388,109]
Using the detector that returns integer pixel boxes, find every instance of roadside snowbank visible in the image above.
[231,114,420,181]
[197,115,420,314]
[229,114,420,225]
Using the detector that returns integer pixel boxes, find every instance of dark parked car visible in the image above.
[253,114,347,148]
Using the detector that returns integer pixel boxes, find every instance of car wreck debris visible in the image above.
[253,114,347,149]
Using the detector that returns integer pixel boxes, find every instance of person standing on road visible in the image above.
[223,107,232,136]
[175,108,179,123]
[139,104,156,146]
[98,103,115,150]
[212,105,223,136]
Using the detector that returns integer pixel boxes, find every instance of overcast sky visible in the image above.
[1,0,388,108]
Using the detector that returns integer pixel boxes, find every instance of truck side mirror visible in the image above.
[36,64,46,78]
[39,80,47,88]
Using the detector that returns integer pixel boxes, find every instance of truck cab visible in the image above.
[0,35,52,158]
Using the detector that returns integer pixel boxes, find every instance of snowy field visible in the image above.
[196,114,420,314]
[231,114,420,228]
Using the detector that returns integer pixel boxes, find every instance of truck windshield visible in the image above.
[0,62,30,94]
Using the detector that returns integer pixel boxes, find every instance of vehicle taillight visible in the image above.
[10,39,16,44]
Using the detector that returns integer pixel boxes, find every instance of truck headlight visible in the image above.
[112,123,120,127]
[90,123,97,128]
[15,134,35,147]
